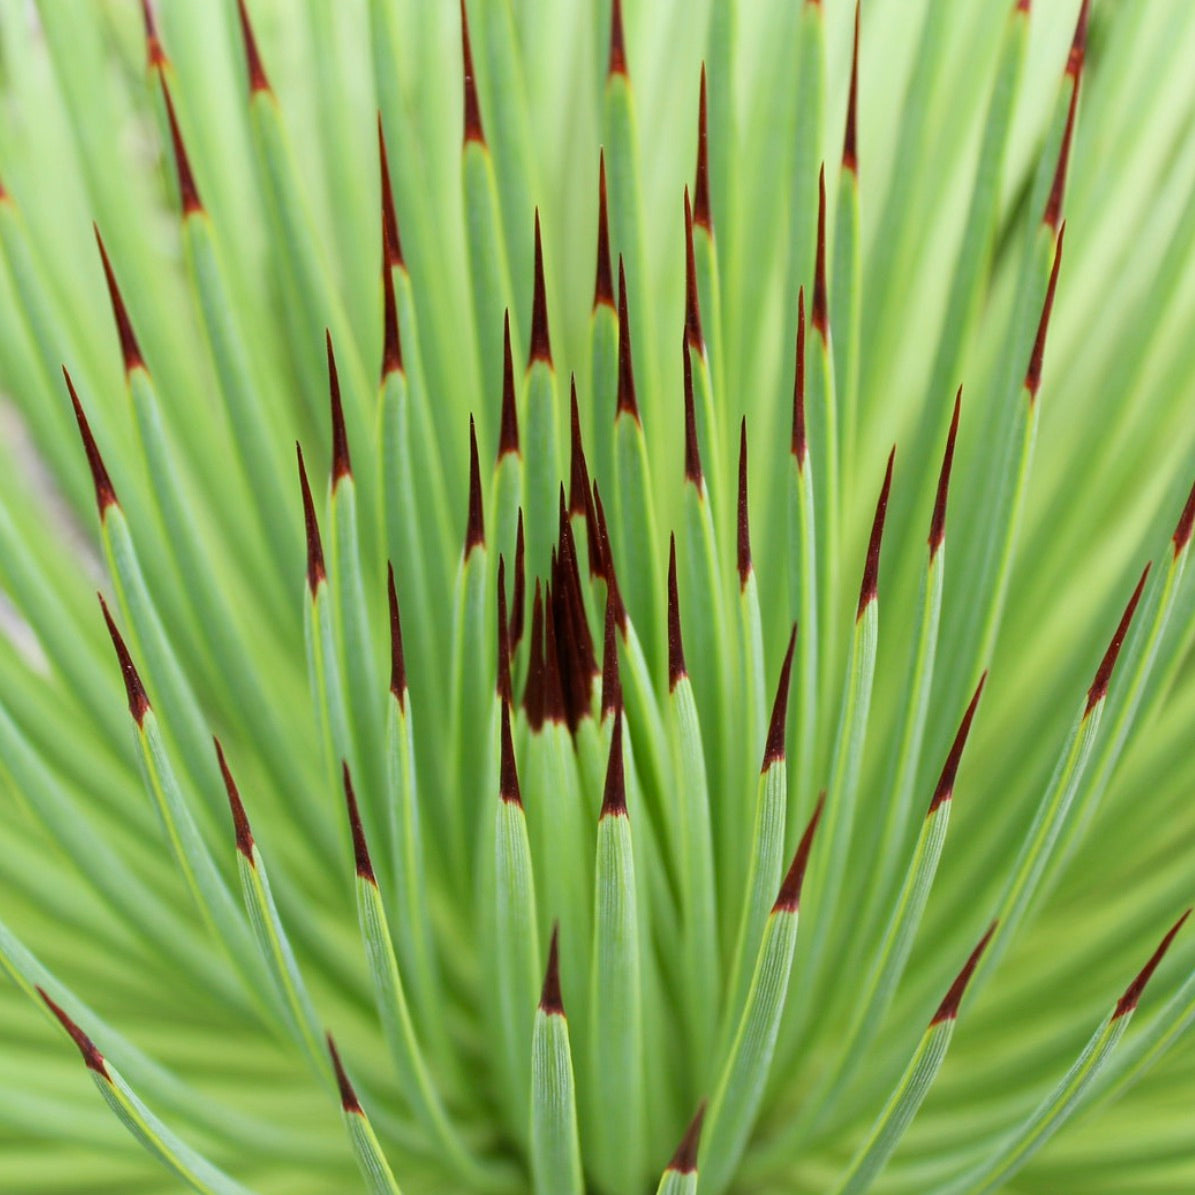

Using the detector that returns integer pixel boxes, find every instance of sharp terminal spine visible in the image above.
[608,0,628,79]
[98,594,150,726]
[387,563,407,705]
[931,921,997,1024]
[668,1103,707,1175]
[1026,225,1066,400]
[214,738,255,860]
[497,556,513,707]
[1173,477,1195,557]
[460,0,485,145]
[738,417,752,586]
[94,227,146,375]
[64,368,119,514]
[857,448,895,620]
[528,210,553,367]
[342,763,375,883]
[498,312,519,459]
[464,416,485,557]
[38,988,109,1079]
[601,592,622,720]
[499,701,522,807]
[523,581,546,730]
[773,793,825,912]
[235,0,271,94]
[160,78,203,215]
[929,388,962,557]
[1114,909,1190,1019]
[378,117,405,269]
[296,444,327,594]
[327,1034,363,1114]
[600,710,628,818]
[812,166,829,337]
[326,332,352,486]
[616,258,640,421]
[569,379,590,517]
[928,672,987,814]
[792,288,807,465]
[510,511,527,652]
[667,535,687,689]
[694,65,712,232]
[540,923,565,1014]
[1085,564,1150,715]
[843,2,860,173]
[594,151,615,310]
[682,335,703,488]
[762,625,798,770]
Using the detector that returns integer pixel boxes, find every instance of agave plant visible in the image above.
[1,0,1194,1190]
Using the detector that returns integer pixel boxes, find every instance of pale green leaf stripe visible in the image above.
[688,340,726,539]
[524,358,560,577]
[656,1168,697,1195]
[351,857,486,1185]
[614,410,663,667]
[587,794,644,1191]
[784,0,824,327]
[831,165,860,476]
[788,432,820,814]
[531,934,584,1195]
[941,915,1190,1195]
[463,139,517,414]
[604,71,656,405]
[668,674,719,1066]
[700,897,800,1195]
[449,540,492,879]
[693,217,726,443]
[342,1104,403,1195]
[304,572,352,827]
[89,1061,254,1195]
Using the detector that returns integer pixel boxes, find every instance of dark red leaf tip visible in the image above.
[460,0,485,144]
[762,624,798,771]
[542,580,568,726]
[499,700,522,807]
[928,672,987,814]
[540,923,565,1014]
[684,188,704,353]
[668,1102,707,1174]
[64,368,118,515]
[214,738,255,860]
[857,448,895,620]
[812,166,829,337]
[1068,0,1091,78]
[1085,564,1150,715]
[601,710,628,818]
[593,483,626,630]
[792,288,807,464]
[38,988,109,1079]
[327,1034,363,1114]
[378,117,405,269]
[1115,909,1190,1019]
[1026,225,1065,400]
[160,78,203,215]
[569,379,591,517]
[510,511,527,653]
[1044,71,1080,232]
[843,2,860,173]
[929,387,962,557]
[737,418,752,586]
[465,416,485,557]
[94,227,145,375]
[608,0,628,78]
[682,336,703,488]
[601,591,622,720]
[594,151,615,310]
[236,0,271,94]
[523,581,546,730]
[931,921,997,1024]
[141,0,167,70]
[1173,477,1195,558]
[1016,0,1032,12]
[694,65,712,232]
[528,210,553,367]
[498,312,519,459]
[773,793,825,912]
[342,762,375,882]
[667,535,687,689]
[497,555,512,706]
[98,594,150,726]
[616,257,640,421]
[296,444,326,594]
[387,564,407,705]
[326,332,351,486]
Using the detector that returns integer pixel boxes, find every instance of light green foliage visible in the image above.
[0,1,1194,1192]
